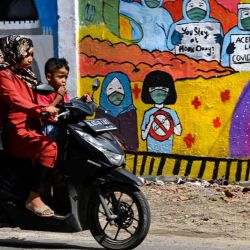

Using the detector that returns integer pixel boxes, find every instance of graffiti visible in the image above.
[125,151,250,182]
[95,72,139,151]
[78,0,250,179]
[119,0,173,51]
[141,71,182,154]
[167,0,223,60]
[79,0,125,40]
[79,36,233,81]
[230,34,250,70]
[175,22,221,61]
[221,3,250,70]
[230,80,250,158]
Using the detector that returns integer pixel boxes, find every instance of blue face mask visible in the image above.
[144,0,161,8]
[241,16,250,30]
[108,91,124,106]
[187,7,207,21]
[150,89,167,104]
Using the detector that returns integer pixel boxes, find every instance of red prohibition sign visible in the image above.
[149,110,174,141]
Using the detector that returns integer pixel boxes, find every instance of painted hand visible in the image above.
[171,30,183,46]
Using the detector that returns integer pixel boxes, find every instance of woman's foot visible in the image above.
[25,191,54,217]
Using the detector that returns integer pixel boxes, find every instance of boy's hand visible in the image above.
[57,85,67,97]
[81,93,92,103]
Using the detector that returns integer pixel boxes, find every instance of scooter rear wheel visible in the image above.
[88,183,150,250]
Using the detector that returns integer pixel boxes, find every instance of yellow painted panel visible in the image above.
[202,161,215,180]
[162,158,176,176]
[241,161,248,182]
[189,160,202,179]
[229,161,238,181]
[179,160,188,176]
[142,156,155,176]
[133,155,143,176]
[218,161,228,179]
[150,156,162,176]
[125,154,135,173]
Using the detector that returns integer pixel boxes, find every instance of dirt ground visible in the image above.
[0,177,250,249]
[140,177,250,240]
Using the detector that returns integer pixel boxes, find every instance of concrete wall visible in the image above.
[57,0,78,97]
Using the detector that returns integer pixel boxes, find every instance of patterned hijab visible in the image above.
[0,35,39,87]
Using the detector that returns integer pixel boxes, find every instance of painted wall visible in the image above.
[2,0,250,181]
[78,0,250,181]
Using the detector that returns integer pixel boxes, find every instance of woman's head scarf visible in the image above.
[0,35,39,87]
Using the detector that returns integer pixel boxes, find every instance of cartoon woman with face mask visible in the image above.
[141,70,182,153]
[167,0,223,54]
[221,3,250,68]
[95,72,138,151]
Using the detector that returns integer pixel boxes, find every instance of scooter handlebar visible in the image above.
[41,111,50,117]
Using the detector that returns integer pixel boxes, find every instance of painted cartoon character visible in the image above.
[221,3,250,70]
[119,0,173,51]
[95,72,138,151]
[141,70,182,153]
[167,0,223,60]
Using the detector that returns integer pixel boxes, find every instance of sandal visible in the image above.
[26,205,55,217]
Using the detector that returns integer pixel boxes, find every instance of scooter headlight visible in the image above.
[76,130,125,166]
[102,150,125,166]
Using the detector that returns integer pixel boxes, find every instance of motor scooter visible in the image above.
[0,80,151,250]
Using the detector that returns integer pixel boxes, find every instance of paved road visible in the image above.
[0,228,250,250]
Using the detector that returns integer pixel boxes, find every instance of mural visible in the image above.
[221,3,250,70]
[167,0,224,61]
[119,0,173,51]
[95,72,139,150]
[2,0,250,181]
[78,0,250,181]
[0,0,58,82]
[141,70,182,153]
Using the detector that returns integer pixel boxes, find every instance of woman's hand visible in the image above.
[45,106,58,116]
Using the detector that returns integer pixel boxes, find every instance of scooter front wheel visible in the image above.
[88,183,151,250]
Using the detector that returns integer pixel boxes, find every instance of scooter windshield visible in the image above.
[70,98,96,116]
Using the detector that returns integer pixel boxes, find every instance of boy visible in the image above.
[37,57,70,140]
[37,57,92,141]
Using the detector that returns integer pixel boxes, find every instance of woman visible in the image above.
[0,35,58,217]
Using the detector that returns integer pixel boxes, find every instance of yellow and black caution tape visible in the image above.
[125,151,250,182]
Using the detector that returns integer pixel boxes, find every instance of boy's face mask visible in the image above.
[149,87,169,104]
[186,0,207,21]
[106,77,125,106]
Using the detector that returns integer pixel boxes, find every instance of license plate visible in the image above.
[84,118,117,132]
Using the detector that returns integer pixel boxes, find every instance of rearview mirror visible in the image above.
[92,79,100,92]
[32,83,55,95]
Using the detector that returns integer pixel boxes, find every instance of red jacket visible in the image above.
[0,68,57,168]
[0,69,43,127]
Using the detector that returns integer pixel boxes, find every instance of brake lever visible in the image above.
[55,110,70,121]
